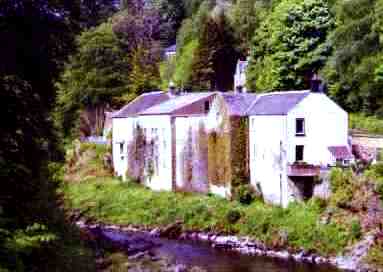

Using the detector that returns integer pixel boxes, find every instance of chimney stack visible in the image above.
[168,81,177,96]
[310,73,322,93]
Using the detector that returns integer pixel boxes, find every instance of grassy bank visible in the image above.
[61,177,356,256]
[349,113,383,135]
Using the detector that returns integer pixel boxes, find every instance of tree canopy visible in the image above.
[323,0,383,115]
[247,0,334,91]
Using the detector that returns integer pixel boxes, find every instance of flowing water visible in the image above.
[97,228,341,272]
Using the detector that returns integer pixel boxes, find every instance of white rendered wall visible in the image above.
[249,115,289,206]
[175,116,209,193]
[287,93,348,166]
[112,117,135,178]
[137,115,173,191]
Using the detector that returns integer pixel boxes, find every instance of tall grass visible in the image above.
[62,177,352,256]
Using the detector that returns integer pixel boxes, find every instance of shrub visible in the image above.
[233,184,257,205]
[364,163,383,199]
[350,219,362,240]
[329,168,354,207]
[330,168,353,193]
[225,209,241,224]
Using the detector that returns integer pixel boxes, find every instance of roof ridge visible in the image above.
[112,95,142,118]
[141,91,166,96]
[245,95,262,115]
[140,92,216,115]
[257,90,310,96]
[246,90,310,116]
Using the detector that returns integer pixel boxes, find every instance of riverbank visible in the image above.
[77,220,340,272]
[62,177,351,255]
[60,177,383,271]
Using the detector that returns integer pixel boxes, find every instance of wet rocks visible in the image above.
[160,220,183,239]
[75,220,343,270]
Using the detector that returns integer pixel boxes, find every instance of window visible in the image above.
[295,145,304,161]
[295,118,305,136]
[119,143,124,154]
[204,101,210,113]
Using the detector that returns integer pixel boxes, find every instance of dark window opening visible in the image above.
[296,118,305,136]
[204,101,210,113]
[119,143,124,154]
[296,145,304,161]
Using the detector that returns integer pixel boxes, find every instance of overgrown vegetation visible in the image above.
[64,140,112,182]
[365,242,383,269]
[62,177,354,256]
[349,113,383,135]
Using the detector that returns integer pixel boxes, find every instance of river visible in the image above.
[95,227,341,272]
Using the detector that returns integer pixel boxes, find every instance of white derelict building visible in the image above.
[112,63,352,207]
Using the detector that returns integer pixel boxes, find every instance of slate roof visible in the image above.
[221,92,258,116]
[247,90,310,115]
[328,146,354,159]
[112,91,170,118]
[140,93,214,115]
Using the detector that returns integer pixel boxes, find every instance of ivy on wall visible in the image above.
[126,125,157,183]
[208,130,232,186]
[207,98,250,191]
[125,100,250,196]
[178,121,209,193]
[230,117,250,190]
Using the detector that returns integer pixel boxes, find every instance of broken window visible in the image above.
[296,145,304,161]
[296,118,305,136]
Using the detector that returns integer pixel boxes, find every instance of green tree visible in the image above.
[172,40,199,89]
[247,0,334,91]
[323,0,383,115]
[56,22,131,138]
[230,0,259,54]
[190,6,238,91]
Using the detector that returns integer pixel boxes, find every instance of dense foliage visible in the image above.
[0,1,104,270]
[56,22,131,137]
[324,0,383,115]
[247,0,334,91]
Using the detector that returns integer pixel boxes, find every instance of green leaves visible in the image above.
[247,0,334,91]
[55,22,132,138]
[324,0,383,115]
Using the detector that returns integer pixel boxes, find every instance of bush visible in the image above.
[225,209,241,224]
[330,168,353,193]
[350,219,362,240]
[233,184,257,205]
[329,168,354,207]
[364,163,383,199]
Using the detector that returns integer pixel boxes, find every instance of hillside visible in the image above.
[55,0,383,140]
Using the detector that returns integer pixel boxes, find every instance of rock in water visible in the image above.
[160,221,183,239]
